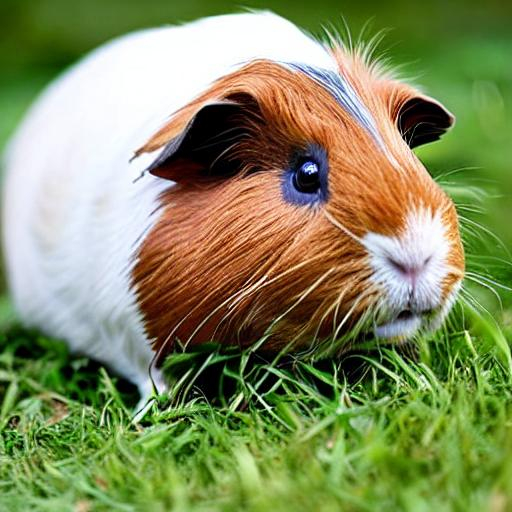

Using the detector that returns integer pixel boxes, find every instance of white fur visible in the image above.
[374,314,422,339]
[2,12,339,401]
[363,207,459,338]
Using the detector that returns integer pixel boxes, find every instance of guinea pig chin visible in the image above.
[362,205,464,340]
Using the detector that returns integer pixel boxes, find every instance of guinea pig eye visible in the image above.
[293,160,320,193]
[282,144,328,206]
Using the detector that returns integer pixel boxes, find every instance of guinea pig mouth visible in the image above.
[374,310,423,340]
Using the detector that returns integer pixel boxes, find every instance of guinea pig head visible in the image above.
[133,56,464,357]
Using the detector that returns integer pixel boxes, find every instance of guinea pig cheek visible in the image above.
[362,206,463,340]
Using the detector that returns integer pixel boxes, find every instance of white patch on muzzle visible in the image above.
[362,207,458,339]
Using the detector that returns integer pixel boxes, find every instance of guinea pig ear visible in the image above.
[397,94,455,149]
[144,95,259,182]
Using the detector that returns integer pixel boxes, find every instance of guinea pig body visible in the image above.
[2,12,464,401]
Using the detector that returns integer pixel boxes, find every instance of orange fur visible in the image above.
[133,56,464,357]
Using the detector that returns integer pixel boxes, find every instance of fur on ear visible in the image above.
[144,95,261,182]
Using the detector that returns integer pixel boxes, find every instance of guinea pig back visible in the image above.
[2,12,464,397]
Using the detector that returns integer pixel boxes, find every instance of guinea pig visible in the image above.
[2,11,464,405]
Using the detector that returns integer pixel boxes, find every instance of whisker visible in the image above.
[209,255,334,342]
[459,216,511,258]
[332,285,375,341]
[248,267,339,354]
[154,248,323,355]
[465,271,512,292]
[323,210,364,246]
[459,287,494,319]
[433,166,482,182]
[464,275,504,311]
[184,274,270,348]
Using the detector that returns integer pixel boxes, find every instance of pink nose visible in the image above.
[387,256,432,287]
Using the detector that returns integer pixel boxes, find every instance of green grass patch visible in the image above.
[1,310,512,511]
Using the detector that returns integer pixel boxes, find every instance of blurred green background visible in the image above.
[0,0,511,303]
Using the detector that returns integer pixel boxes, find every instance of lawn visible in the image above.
[1,316,512,511]
[1,2,511,511]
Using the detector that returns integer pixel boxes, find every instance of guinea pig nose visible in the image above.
[386,256,431,284]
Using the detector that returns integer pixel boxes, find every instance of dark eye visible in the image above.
[281,144,328,206]
[293,160,320,193]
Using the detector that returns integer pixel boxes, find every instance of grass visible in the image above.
[1,5,512,511]
[1,309,512,511]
